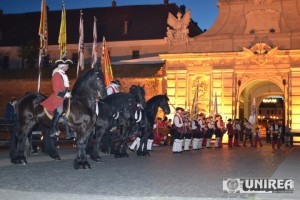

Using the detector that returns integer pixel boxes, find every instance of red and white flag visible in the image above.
[91,17,98,68]
[38,0,48,56]
[77,11,84,77]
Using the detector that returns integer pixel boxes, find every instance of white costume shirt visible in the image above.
[107,83,120,95]
[173,113,183,128]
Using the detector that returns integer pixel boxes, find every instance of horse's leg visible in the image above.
[74,125,93,169]
[74,137,90,169]
[9,120,19,163]
[90,127,107,163]
[100,132,111,154]
[137,129,148,156]
[42,129,61,160]
[86,126,95,155]
[11,118,39,164]
[114,125,125,158]
[120,126,131,158]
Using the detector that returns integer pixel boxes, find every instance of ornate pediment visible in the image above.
[243,42,278,65]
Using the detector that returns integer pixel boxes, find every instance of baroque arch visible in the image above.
[236,76,285,122]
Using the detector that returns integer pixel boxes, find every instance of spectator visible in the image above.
[266,123,271,144]
[4,97,17,120]
[254,127,263,147]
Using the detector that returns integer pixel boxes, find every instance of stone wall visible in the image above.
[0,77,163,118]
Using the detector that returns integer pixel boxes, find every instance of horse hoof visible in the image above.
[54,156,61,161]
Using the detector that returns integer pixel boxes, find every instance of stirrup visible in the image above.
[50,130,61,138]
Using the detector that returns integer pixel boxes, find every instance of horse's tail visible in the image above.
[9,119,19,162]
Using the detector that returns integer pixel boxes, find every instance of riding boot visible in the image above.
[61,115,75,139]
[50,110,61,137]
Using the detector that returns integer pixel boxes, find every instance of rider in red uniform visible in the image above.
[41,59,73,138]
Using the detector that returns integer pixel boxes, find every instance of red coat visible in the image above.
[41,72,67,112]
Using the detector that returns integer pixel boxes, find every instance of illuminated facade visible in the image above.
[160,0,300,131]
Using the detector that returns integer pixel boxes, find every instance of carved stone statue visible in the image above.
[167,10,191,44]
[166,27,175,45]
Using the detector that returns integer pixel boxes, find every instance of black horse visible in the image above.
[100,94,171,156]
[10,68,107,169]
[135,94,171,156]
[86,85,146,161]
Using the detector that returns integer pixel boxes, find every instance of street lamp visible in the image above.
[283,79,286,143]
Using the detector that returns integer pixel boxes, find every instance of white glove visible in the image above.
[64,92,72,98]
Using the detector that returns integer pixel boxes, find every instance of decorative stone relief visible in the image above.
[243,42,278,65]
[191,74,210,114]
[166,10,191,45]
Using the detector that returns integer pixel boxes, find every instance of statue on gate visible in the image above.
[166,10,191,44]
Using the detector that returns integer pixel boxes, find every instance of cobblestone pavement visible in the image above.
[0,143,299,200]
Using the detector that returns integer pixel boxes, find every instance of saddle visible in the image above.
[43,98,71,120]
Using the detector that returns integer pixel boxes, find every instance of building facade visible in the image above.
[161,0,300,131]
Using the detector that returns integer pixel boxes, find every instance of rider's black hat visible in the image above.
[54,58,73,68]
[111,79,121,86]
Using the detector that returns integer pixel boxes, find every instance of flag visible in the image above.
[37,0,48,93]
[101,36,114,86]
[214,92,218,115]
[191,81,199,117]
[77,11,84,77]
[38,0,48,56]
[91,17,98,68]
[58,2,67,59]
[249,97,256,124]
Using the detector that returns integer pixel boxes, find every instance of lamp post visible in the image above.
[283,79,287,145]
[235,80,241,119]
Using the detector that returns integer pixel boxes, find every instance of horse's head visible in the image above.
[93,68,108,100]
[159,94,171,114]
[129,85,146,109]
[72,68,107,100]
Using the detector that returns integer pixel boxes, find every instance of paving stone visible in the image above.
[0,144,298,200]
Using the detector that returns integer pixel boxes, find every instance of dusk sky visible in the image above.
[0,0,219,30]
